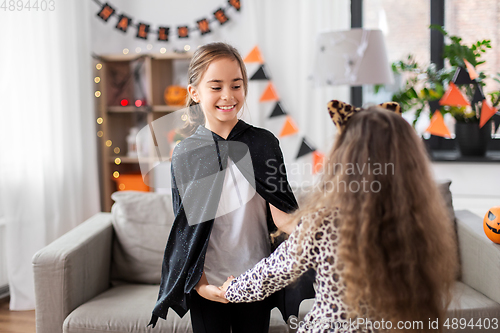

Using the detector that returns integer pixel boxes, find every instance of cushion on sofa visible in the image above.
[110,191,175,284]
[63,284,289,333]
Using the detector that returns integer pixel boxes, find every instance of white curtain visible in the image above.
[0,2,100,310]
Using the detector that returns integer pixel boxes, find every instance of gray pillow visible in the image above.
[110,191,174,285]
[437,180,455,225]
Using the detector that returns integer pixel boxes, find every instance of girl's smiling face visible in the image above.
[188,57,245,133]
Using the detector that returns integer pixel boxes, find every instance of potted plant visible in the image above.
[384,26,499,156]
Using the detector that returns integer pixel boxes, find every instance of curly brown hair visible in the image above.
[289,106,458,332]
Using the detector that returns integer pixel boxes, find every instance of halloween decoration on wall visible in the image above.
[483,206,500,244]
[93,0,241,41]
[428,59,499,139]
[243,45,326,171]
[164,86,188,106]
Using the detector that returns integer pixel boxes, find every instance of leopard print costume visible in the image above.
[225,209,373,333]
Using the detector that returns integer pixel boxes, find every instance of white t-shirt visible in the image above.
[203,157,271,287]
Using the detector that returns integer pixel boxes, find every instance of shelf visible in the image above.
[152,105,184,112]
[109,155,172,164]
[95,53,191,212]
[107,105,184,113]
[108,106,149,113]
[98,52,193,62]
[110,156,139,163]
[430,150,500,162]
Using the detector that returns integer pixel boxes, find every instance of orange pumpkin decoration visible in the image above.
[483,206,500,244]
[164,85,188,106]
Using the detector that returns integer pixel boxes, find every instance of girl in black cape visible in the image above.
[149,42,314,332]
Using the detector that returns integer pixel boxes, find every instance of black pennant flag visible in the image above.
[197,18,211,35]
[97,3,115,22]
[214,8,230,25]
[492,113,500,134]
[228,0,241,11]
[428,100,441,113]
[452,67,474,85]
[250,65,270,80]
[158,27,169,41]
[115,15,132,32]
[472,83,486,105]
[296,138,316,159]
[136,23,150,39]
[269,102,286,118]
[178,26,189,38]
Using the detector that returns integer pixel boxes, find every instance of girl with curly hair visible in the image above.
[221,101,458,333]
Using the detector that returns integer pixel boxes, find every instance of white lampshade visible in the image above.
[311,29,393,86]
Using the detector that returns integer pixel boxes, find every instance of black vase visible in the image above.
[455,121,492,156]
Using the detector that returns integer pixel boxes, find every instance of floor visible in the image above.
[0,297,36,333]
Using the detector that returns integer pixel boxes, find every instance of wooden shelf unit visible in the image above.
[94,53,192,212]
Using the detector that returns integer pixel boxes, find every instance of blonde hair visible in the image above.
[290,107,458,331]
[181,42,248,136]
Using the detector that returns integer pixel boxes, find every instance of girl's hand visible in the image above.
[197,284,230,303]
[195,271,229,303]
[220,275,235,297]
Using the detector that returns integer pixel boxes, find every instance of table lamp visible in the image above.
[311,28,393,106]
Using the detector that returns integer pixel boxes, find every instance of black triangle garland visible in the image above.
[250,65,270,80]
[247,47,319,164]
[269,102,286,118]
[428,100,441,113]
[471,83,486,105]
[492,113,500,134]
[94,0,240,40]
[452,67,474,85]
[296,138,316,159]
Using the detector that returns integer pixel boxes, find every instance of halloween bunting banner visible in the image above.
[244,46,325,170]
[93,0,241,40]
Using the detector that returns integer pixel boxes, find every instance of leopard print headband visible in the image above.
[327,100,401,133]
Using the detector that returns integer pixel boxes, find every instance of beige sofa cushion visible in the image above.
[110,191,174,284]
[63,284,289,333]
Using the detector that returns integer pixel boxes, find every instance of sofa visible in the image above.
[33,184,500,333]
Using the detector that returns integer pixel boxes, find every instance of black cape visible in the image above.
[149,120,315,327]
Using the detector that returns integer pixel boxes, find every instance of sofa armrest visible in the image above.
[455,210,500,305]
[32,213,114,333]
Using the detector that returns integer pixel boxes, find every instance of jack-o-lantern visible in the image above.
[164,85,188,106]
[483,206,500,244]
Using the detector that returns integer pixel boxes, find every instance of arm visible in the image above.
[195,271,229,303]
[223,221,316,302]
[270,204,295,234]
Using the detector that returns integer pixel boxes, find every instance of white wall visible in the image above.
[432,162,500,218]
[90,0,351,186]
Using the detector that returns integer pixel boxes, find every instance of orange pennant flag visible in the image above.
[464,59,479,80]
[439,82,470,107]
[426,110,452,138]
[259,82,279,102]
[279,116,299,137]
[480,99,497,128]
[243,46,264,64]
[312,151,324,174]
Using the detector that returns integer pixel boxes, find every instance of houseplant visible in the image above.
[385,26,499,156]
